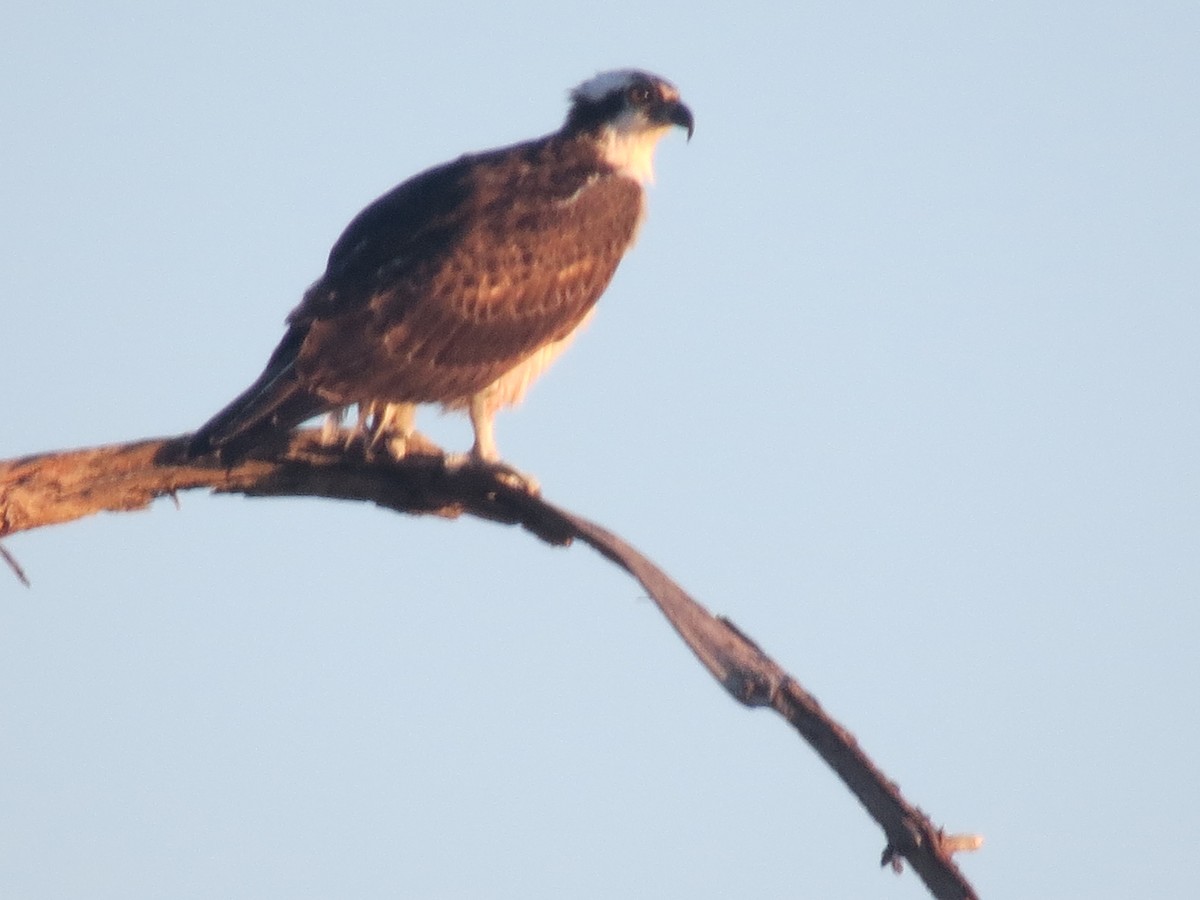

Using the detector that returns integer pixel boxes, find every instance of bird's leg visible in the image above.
[342,403,373,450]
[318,406,375,451]
[443,393,540,494]
[368,402,418,458]
[320,409,346,445]
[467,394,500,463]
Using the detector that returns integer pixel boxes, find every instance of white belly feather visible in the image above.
[445,307,597,414]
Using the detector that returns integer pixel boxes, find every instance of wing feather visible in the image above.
[290,137,643,406]
[189,133,642,459]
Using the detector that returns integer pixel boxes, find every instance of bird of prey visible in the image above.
[186,69,693,482]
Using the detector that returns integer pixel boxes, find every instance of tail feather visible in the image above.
[186,329,328,460]
[186,376,326,460]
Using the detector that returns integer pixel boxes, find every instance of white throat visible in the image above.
[596,121,671,185]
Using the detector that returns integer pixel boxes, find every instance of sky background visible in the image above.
[2,3,1197,898]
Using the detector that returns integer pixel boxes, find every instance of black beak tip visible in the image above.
[673,102,695,141]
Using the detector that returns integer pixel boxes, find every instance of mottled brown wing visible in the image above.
[291,138,643,407]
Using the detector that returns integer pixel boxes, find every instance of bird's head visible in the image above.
[564,69,693,183]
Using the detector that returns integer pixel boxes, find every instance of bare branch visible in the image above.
[0,431,980,899]
[0,541,30,586]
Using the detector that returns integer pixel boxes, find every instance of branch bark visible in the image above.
[1,432,981,899]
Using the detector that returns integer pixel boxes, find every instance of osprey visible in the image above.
[186,69,693,477]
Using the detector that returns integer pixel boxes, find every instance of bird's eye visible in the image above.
[627,84,652,106]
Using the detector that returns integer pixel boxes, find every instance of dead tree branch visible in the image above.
[1,432,981,900]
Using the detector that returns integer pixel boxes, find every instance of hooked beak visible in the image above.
[667,100,696,141]
[657,99,695,141]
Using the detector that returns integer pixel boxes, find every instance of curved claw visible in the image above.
[443,453,541,496]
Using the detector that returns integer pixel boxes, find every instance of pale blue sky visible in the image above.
[2,3,1198,898]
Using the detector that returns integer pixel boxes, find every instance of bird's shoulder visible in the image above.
[328,136,624,273]
[291,134,640,324]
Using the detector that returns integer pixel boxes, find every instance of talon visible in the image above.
[338,408,369,451]
[320,410,344,446]
[494,465,540,495]
[363,402,422,459]
[444,453,540,495]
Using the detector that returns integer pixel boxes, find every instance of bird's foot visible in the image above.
[320,411,346,446]
[378,429,442,461]
[317,408,373,451]
[443,453,541,496]
[343,406,374,450]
